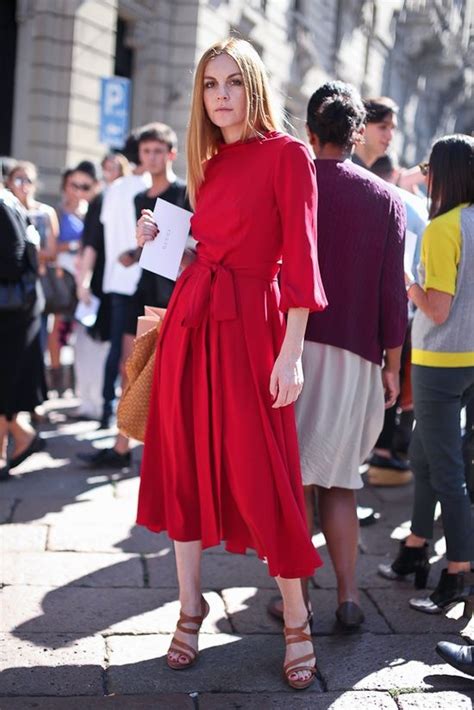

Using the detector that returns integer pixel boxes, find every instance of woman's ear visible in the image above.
[305,125,319,155]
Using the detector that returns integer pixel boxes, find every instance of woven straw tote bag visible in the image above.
[117,322,162,442]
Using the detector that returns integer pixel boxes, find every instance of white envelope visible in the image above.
[74,294,100,328]
[139,198,193,281]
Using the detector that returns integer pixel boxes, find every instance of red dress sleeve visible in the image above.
[274,140,328,313]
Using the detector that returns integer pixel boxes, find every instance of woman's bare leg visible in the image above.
[276,576,315,683]
[8,416,36,459]
[48,316,62,370]
[0,416,8,467]
[317,486,359,605]
[168,540,203,665]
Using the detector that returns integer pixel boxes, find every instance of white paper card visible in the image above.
[139,198,193,281]
[404,229,418,278]
[74,294,100,328]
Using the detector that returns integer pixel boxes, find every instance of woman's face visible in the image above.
[65,170,95,203]
[9,167,36,204]
[202,53,247,142]
[102,156,122,185]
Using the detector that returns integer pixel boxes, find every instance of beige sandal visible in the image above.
[167,596,210,670]
[283,617,317,690]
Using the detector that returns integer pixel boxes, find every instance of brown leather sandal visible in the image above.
[167,595,210,670]
[283,617,317,690]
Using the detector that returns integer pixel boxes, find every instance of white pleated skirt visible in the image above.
[296,342,385,490]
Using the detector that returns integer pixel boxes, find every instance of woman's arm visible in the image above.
[406,280,452,325]
[76,245,97,303]
[270,307,309,408]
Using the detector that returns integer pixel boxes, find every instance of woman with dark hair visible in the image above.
[269,81,407,629]
[379,134,474,615]
[0,189,46,480]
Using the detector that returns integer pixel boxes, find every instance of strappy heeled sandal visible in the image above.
[167,595,210,670]
[283,617,317,690]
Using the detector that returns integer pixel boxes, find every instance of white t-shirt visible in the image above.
[100,173,151,295]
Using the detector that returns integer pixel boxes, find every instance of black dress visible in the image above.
[0,190,46,418]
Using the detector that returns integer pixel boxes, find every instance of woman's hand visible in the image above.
[136,209,159,247]
[269,351,304,408]
[382,366,399,409]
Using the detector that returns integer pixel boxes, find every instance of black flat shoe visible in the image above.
[8,435,45,470]
[357,505,380,527]
[409,569,474,614]
[76,447,131,469]
[378,540,430,589]
[436,641,474,676]
[335,601,365,629]
[368,453,410,471]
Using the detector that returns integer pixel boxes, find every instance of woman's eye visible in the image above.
[204,81,215,89]
[230,79,242,86]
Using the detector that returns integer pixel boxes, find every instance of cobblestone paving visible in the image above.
[0,400,473,709]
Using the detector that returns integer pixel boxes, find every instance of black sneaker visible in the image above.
[368,453,410,472]
[76,448,131,469]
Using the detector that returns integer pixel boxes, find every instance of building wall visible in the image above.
[9,0,474,201]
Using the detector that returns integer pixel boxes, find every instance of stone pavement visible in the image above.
[1,399,473,709]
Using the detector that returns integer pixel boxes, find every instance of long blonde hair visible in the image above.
[186,37,281,207]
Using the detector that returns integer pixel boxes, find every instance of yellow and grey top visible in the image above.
[412,203,474,367]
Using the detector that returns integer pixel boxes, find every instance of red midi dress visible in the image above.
[137,131,328,578]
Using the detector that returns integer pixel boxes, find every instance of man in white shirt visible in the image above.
[99,131,151,428]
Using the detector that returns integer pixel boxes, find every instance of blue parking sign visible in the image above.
[99,77,130,147]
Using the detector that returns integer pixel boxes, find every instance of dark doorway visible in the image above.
[114,16,133,79]
[0,0,17,155]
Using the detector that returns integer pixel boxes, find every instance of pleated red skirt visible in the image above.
[136,257,322,579]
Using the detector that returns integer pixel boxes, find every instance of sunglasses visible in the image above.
[418,162,429,177]
[13,176,33,186]
[71,181,93,191]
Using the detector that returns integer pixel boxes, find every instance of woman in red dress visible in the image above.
[136,38,327,689]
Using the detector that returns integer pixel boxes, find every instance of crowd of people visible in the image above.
[0,36,473,687]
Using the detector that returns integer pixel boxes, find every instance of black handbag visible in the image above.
[40,266,77,316]
[0,244,38,313]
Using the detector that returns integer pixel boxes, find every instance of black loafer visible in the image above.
[436,641,474,676]
[76,448,131,469]
[368,453,410,472]
[8,435,45,470]
[336,601,365,629]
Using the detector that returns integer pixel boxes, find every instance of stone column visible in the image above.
[12,0,118,202]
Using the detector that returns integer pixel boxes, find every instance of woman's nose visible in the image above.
[217,85,229,100]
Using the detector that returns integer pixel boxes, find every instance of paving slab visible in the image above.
[313,549,399,590]
[396,690,474,708]
[200,690,398,708]
[1,552,144,588]
[0,697,194,709]
[106,633,324,695]
[47,523,169,554]
[221,587,390,635]
[1,463,114,501]
[2,587,230,637]
[0,498,15,524]
[0,524,48,552]
[0,633,105,696]
[367,588,467,635]
[12,498,137,526]
[316,633,473,691]
[147,550,274,590]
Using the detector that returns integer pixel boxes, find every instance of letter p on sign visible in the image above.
[105,82,124,115]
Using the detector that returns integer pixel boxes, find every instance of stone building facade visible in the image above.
[3,0,473,199]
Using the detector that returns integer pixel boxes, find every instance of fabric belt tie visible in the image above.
[182,256,279,328]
